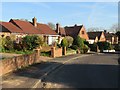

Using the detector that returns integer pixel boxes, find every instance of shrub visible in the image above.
[10,34,16,41]
[41,51,51,57]
[114,43,120,51]
[84,40,89,46]
[14,43,23,51]
[89,43,97,52]
[4,36,14,51]
[108,44,114,50]
[22,35,43,50]
[0,37,6,52]
[97,42,111,51]
[61,37,68,47]
[71,45,78,50]
[83,45,89,53]
[73,36,84,49]
[65,36,74,47]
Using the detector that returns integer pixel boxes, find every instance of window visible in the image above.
[1,34,4,37]
[82,31,84,34]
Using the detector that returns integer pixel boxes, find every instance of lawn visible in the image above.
[66,48,76,55]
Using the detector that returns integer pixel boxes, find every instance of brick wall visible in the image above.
[0,49,40,76]
[79,26,89,40]
[51,47,63,58]
[99,32,106,42]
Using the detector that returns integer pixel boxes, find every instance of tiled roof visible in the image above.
[87,32,102,40]
[104,32,117,40]
[36,23,57,35]
[9,19,42,34]
[0,22,23,33]
[64,25,83,38]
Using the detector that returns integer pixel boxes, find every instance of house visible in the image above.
[87,31,106,44]
[104,30,118,44]
[0,17,59,45]
[0,22,24,38]
[56,24,89,41]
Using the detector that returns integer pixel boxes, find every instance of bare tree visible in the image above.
[87,27,104,32]
[47,22,55,30]
[110,23,119,33]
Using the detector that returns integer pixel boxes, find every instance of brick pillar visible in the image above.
[96,45,99,53]
[34,49,40,62]
[63,47,66,55]
[51,47,55,58]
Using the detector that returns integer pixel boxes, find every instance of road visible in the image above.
[39,53,119,88]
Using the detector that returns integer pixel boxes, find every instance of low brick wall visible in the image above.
[51,47,62,58]
[0,49,40,76]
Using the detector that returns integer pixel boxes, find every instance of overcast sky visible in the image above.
[2,2,118,30]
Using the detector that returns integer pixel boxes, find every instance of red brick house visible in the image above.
[0,22,24,39]
[0,17,59,45]
[56,24,89,41]
[104,31,118,44]
[87,31,106,44]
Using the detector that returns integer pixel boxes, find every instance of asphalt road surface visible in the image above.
[41,53,119,88]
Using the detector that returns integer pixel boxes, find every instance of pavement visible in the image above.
[1,53,94,89]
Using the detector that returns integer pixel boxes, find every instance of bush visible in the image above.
[65,36,74,47]
[89,43,97,52]
[71,45,78,50]
[114,43,120,51]
[61,38,68,47]
[84,40,89,46]
[97,42,111,51]
[41,51,51,57]
[73,36,84,49]
[108,44,114,50]
[4,36,14,51]
[0,37,6,52]
[22,35,43,50]
[14,43,23,51]
[83,45,89,53]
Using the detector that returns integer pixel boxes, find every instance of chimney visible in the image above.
[32,17,37,27]
[104,30,107,33]
[75,24,77,26]
[56,23,60,34]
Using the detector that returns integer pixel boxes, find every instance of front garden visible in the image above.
[0,34,90,59]
[1,34,118,59]
[0,35,44,56]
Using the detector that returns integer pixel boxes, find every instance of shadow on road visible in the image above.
[45,64,119,88]
[10,63,119,88]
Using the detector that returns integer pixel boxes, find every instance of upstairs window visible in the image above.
[82,31,84,34]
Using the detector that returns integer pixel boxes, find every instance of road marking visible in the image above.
[31,54,94,89]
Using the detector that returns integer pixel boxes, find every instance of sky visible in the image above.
[1,2,118,30]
